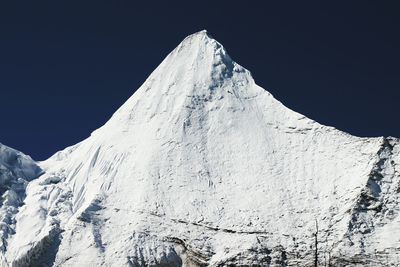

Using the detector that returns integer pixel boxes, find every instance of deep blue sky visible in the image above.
[1,1,399,160]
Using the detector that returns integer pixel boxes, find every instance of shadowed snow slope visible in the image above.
[0,144,42,263]
[2,30,400,266]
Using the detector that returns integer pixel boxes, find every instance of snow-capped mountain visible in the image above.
[1,30,399,266]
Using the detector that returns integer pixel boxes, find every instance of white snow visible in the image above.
[1,30,399,266]
[0,143,42,263]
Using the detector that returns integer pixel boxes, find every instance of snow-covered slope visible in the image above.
[0,144,42,263]
[2,30,400,266]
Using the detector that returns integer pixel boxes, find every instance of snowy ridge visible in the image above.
[0,144,42,263]
[1,30,400,266]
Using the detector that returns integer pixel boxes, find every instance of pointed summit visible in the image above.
[4,31,400,266]
[178,29,215,47]
[195,29,208,34]
[178,29,220,49]
[186,29,209,37]
[102,30,255,130]
[161,29,240,78]
[151,30,241,82]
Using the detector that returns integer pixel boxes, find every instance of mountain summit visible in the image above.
[1,31,399,266]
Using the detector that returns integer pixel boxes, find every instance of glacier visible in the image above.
[0,143,43,264]
[0,30,399,266]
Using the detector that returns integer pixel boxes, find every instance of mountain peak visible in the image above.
[190,29,209,36]
[3,31,400,266]
[101,31,255,130]
[183,29,216,44]
[172,30,231,64]
[183,29,211,41]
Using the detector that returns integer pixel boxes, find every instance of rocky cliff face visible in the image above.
[1,31,399,266]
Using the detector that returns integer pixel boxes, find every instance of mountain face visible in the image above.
[1,30,399,266]
[0,144,43,263]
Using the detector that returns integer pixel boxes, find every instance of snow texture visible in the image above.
[0,143,43,264]
[1,30,400,266]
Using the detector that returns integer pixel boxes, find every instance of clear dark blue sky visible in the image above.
[1,1,399,160]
